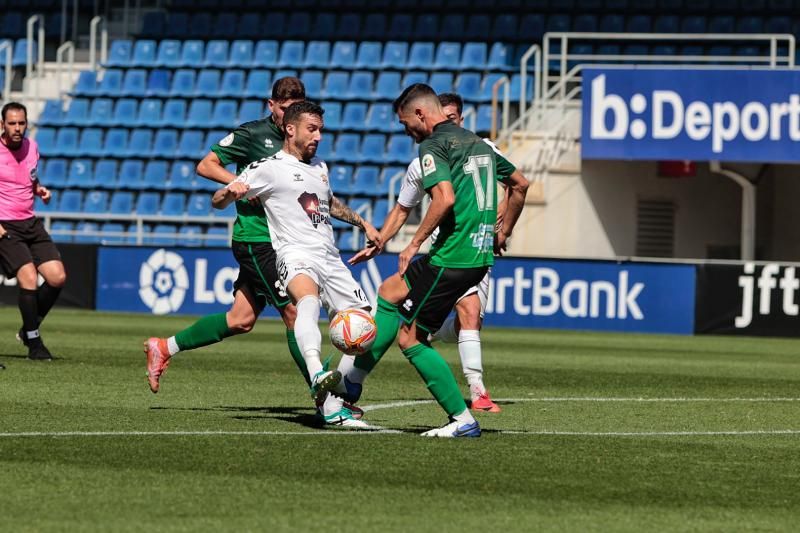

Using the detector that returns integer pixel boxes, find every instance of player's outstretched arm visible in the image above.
[495,169,529,255]
[398,181,454,275]
[197,151,238,185]
[348,203,413,265]
[212,182,249,210]
[330,196,383,247]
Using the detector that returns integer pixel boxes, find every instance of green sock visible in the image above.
[286,329,311,387]
[402,343,467,417]
[354,296,400,373]
[174,313,234,351]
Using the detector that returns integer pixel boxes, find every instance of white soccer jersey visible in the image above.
[236,150,336,257]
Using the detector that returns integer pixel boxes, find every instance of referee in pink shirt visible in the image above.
[0,102,66,361]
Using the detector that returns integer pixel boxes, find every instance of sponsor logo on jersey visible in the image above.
[30,167,38,182]
[297,191,331,228]
[293,173,303,182]
[264,138,274,148]
[321,173,328,184]
[421,154,436,176]
[219,133,234,147]
[402,298,414,311]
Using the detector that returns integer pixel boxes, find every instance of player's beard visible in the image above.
[2,132,23,150]
[300,140,318,161]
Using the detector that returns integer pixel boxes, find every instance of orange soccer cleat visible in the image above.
[144,337,171,393]
[470,391,501,413]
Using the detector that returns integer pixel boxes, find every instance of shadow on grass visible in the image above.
[150,404,321,428]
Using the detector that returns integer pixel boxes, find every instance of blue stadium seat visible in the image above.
[211,100,238,128]
[187,193,212,216]
[125,130,152,158]
[180,40,205,68]
[165,12,189,39]
[461,42,487,70]
[62,99,90,126]
[652,45,678,57]
[491,14,519,41]
[379,166,405,196]
[429,72,454,95]
[122,69,147,97]
[244,69,272,98]
[161,193,186,216]
[206,226,230,245]
[229,40,254,67]
[213,13,238,39]
[50,221,73,243]
[304,41,331,69]
[72,222,99,244]
[35,190,59,214]
[359,134,386,164]
[546,13,572,33]
[87,98,114,127]
[352,166,381,195]
[654,15,680,33]
[330,41,357,69]
[278,41,304,67]
[239,100,265,123]
[456,73,482,102]
[439,13,465,41]
[195,69,221,97]
[285,12,312,40]
[414,14,440,41]
[71,71,97,97]
[138,12,166,39]
[42,158,67,187]
[681,15,707,33]
[479,73,507,103]
[130,40,156,67]
[708,15,735,34]
[407,43,435,70]
[347,71,374,99]
[366,103,399,133]
[151,129,179,158]
[488,43,514,72]
[626,15,652,33]
[341,103,368,131]
[434,42,461,70]
[143,161,169,190]
[402,71,428,87]
[356,42,382,69]
[136,192,161,215]
[333,134,361,163]
[11,39,34,67]
[253,40,279,68]
[170,69,195,97]
[188,13,213,40]
[212,201,236,218]
[126,223,152,245]
[178,225,203,247]
[337,231,359,252]
[388,14,413,41]
[169,161,195,191]
[83,190,109,214]
[156,40,182,68]
[329,165,353,195]
[77,128,103,157]
[737,16,764,34]
[67,159,94,188]
[518,14,546,41]
[178,131,205,159]
[102,128,128,157]
[58,190,83,212]
[105,40,132,67]
[333,13,361,41]
[323,71,349,100]
[381,41,408,69]
[133,99,161,128]
[476,104,493,133]
[373,72,401,101]
[766,16,791,34]
[598,14,625,34]
[34,128,58,156]
[161,99,188,128]
[185,99,213,128]
[238,13,262,40]
[109,191,134,213]
[372,199,389,228]
[624,44,650,56]
[145,69,170,97]
[315,137,334,161]
[204,40,229,67]
[94,160,119,189]
[37,100,63,126]
[361,13,388,41]
[386,135,414,164]
[465,14,491,41]
[109,98,136,127]
[100,223,126,245]
[96,69,123,97]
[302,70,324,99]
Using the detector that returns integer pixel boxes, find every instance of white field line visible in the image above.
[0,429,402,437]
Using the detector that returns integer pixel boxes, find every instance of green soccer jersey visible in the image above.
[210,117,284,243]
[419,121,517,269]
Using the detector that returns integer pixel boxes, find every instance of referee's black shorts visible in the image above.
[400,255,489,334]
[0,217,61,278]
[231,240,291,313]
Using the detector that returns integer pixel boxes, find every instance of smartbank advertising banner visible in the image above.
[96,247,696,334]
[582,68,800,162]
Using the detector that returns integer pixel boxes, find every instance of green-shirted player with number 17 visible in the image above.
[144,78,315,394]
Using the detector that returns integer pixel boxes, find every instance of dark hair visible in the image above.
[392,83,437,113]
[271,77,306,101]
[2,102,27,121]
[283,101,325,131]
[438,93,463,116]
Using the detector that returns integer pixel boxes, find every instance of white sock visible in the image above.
[25,329,40,340]
[431,315,458,343]
[458,330,484,396]
[167,336,180,356]
[452,409,476,425]
[295,295,323,378]
[322,393,344,417]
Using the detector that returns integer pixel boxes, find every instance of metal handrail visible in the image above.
[519,44,541,118]
[388,169,405,206]
[462,105,477,132]
[55,41,74,98]
[89,16,109,71]
[0,41,11,103]
[490,75,510,140]
[26,15,45,105]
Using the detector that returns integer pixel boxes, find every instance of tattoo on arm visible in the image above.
[330,196,365,229]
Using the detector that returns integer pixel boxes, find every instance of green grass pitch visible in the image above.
[1,308,799,532]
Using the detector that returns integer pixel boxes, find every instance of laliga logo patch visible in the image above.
[139,249,190,315]
[219,133,234,147]
[421,154,436,176]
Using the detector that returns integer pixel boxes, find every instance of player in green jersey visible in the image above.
[144,78,314,394]
[336,84,529,437]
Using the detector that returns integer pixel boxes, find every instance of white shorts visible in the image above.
[456,268,490,319]
[277,250,370,315]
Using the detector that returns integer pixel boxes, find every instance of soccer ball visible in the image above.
[329,308,377,356]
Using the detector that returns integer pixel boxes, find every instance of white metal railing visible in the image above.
[519,44,542,119]
[89,16,108,71]
[341,201,374,251]
[55,41,74,98]
[26,15,45,105]
[0,40,11,103]
[462,106,477,132]
[490,75,510,140]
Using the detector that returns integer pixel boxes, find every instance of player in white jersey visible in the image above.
[349,93,527,412]
[213,101,381,428]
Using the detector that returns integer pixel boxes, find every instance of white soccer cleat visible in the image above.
[421,419,481,438]
[309,370,342,404]
[322,392,371,429]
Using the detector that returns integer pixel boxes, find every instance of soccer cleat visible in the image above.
[310,370,342,404]
[324,408,372,428]
[27,340,53,361]
[470,391,501,413]
[144,337,171,393]
[420,419,481,438]
[343,400,364,420]
[16,327,29,347]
